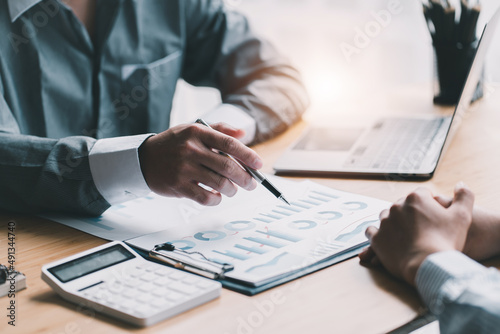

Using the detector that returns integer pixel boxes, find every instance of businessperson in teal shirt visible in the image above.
[0,0,309,215]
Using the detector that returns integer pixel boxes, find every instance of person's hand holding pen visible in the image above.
[138,122,261,206]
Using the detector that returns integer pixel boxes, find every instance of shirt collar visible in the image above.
[8,0,44,22]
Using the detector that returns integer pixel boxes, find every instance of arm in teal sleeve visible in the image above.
[0,93,109,216]
[182,0,309,144]
[416,251,500,334]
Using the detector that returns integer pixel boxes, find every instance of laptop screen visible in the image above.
[437,7,500,167]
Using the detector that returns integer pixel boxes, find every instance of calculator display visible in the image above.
[48,244,135,283]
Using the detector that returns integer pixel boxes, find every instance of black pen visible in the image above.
[195,118,290,205]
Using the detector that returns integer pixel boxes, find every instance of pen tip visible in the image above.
[280,196,291,205]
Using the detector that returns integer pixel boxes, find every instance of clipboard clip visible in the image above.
[149,242,234,280]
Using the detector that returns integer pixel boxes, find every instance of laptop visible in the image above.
[274,8,500,180]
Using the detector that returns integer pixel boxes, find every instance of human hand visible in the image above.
[434,195,500,261]
[359,184,474,285]
[139,122,262,206]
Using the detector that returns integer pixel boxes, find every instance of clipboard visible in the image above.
[129,241,368,296]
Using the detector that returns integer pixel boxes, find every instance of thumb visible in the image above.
[211,122,245,139]
[451,182,475,212]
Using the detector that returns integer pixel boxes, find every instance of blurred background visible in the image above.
[171,0,500,129]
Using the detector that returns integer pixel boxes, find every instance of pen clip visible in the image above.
[149,242,234,280]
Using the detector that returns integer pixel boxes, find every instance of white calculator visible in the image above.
[41,241,222,327]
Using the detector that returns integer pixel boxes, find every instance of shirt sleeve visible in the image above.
[0,64,112,216]
[182,0,309,144]
[88,134,154,205]
[201,103,256,145]
[416,251,500,334]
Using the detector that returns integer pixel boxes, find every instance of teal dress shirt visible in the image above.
[0,0,308,215]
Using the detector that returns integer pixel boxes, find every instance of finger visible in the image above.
[434,194,453,208]
[451,182,475,212]
[396,197,405,206]
[379,209,389,221]
[359,247,382,268]
[181,182,222,206]
[359,246,376,263]
[199,128,263,169]
[370,255,381,267]
[406,187,434,204]
[365,226,379,241]
[211,122,246,140]
[195,166,238,197]
[197,150,257,191]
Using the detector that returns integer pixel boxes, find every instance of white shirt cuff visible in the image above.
[415,251,487,314]
[89,134,154,205]
[200,104,256,145]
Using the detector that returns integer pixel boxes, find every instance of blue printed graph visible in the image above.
[335,219,378,242]
[244,237,285,248]
[234,244,268,254]
[224,221,256,231]
[288,220,318,230]
[194,230,227,241]
[315,211,343,220]
[341,201,368,211]
[256,229,303,242]
[167,240,196,250]
[213,250,251,261]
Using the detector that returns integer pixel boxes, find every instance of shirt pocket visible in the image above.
[120,51,183,133]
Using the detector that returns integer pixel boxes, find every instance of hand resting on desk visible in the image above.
[360,184,475,285]
[360,183,500,284]
[359,184,500,334]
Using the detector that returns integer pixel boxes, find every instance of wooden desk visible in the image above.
[1,83,500,334]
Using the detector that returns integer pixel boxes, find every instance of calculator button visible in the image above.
[129,269,143,278]
[92,289,110,301]
[136,294,152,304]
[182,276,199,285]
[151,288,168,297]
[107,282,125,294]
[154,268,171,277]
[164,291,184,302]
[144,264,157,272]
[138,283,155,292]
[169,282,199,295]
[168,271,185,280]
[123,278,140,287]
[196,280,216,289]
[100,291,115,304]
[139,273,156,282]
[122,289,139,299]
[153,277,170,286]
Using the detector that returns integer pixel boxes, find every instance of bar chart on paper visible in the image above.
[127,180,391,286]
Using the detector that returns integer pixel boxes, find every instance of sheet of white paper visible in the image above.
[42,175,297,241]
[126,180,390,285]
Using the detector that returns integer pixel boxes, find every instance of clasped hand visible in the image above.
[360,184,475,285]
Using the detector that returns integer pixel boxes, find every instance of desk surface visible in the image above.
[1,83,500,334]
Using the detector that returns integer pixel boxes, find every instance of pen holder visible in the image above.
[433,41,483,105]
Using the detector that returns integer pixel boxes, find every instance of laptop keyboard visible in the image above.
[343,118,445,171]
